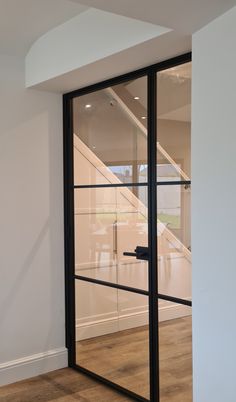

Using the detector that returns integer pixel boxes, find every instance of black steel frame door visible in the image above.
[63,53,192,402]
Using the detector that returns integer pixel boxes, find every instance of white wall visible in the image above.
[0,54,66,385]
[25,9,170,88]
[192,6,236,402]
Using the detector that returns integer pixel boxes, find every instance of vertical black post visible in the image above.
[63,95,76,367]
[147,71,159,402]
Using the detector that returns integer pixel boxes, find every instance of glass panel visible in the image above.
[157,61,192,402]
[136,159,185,184]
[74,185,148,291]
[157,150,185,182]
[108,164,133,183]
[73,76,148,187]
[158,184,191,248]
[157,184,191,300]
[159,303,192,402]
[157,62,191,182]
[75,280,150,399]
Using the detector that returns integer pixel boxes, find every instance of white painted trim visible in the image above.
[0,347,68,387]
[77,317,119,341]
[158,301,191,322]
[76,303,191,341]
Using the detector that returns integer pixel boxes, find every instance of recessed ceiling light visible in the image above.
[134,96,140,100]
[92,146,96,149]
[85,104,92,109]
[141,116,146,120]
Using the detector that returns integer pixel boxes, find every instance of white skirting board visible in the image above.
[76,302,191,341]
[0,347,68,387]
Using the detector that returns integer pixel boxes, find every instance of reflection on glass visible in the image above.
[72,59,193,402]
[157,150,186,182]
[74,186,148,291]
[108,164,133,183]
[159,305,192,402]
[158,184,191,246]
[157,60,191,304]
[73,76,147,187]
[76,281,150,399]
[157,184,191,301]
[157,62,191,181]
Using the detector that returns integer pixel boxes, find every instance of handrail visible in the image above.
[106,87,190,182]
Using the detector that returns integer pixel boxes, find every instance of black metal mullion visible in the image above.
[63,95,76,367]
[148,71,159,402]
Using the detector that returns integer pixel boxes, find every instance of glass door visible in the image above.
[64,53,192,402]
[157,62,192,402]
[72,75,153,402]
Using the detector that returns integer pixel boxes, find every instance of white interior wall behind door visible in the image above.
[192,6,236,402]
[0,54,66,386]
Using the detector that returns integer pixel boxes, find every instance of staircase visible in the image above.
[74,134,191,341]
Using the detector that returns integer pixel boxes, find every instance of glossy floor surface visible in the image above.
[0,317,192,402]
[76,316,192,402]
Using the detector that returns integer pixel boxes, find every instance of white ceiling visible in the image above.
[0,0,235,59]
[0,0,235,58]
[32,31,191,92]
[0,0,234,91]
[0,0,88,56]
[26,9,171,87]
[70,0,236,34]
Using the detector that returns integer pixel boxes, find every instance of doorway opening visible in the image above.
[64,53,192,402]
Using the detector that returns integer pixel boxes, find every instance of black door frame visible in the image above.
[63,52,192,402]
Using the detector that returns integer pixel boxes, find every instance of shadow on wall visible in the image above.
[0,54,64,365]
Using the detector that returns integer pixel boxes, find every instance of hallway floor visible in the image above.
[0,368,131,402]
[76,316,192,402]
[0,317,192,402]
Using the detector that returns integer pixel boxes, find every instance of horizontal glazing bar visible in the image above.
[75,275,149,296]
[74,180,191,189]
[157,293,192,307]
[74,365,150,402]
[156,180,191,186]
[75,275,191,306]
[74,182,148,189]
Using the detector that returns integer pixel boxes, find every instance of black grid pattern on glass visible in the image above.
[63,52,192,402]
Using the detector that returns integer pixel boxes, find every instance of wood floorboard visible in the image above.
[0,317,192,402]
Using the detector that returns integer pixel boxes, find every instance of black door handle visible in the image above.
[123,246,149,261]
[123,252,137,257]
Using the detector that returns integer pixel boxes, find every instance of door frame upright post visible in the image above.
[147,70,159,402]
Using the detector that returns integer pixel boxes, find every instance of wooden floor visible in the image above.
[0,317,192,402]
